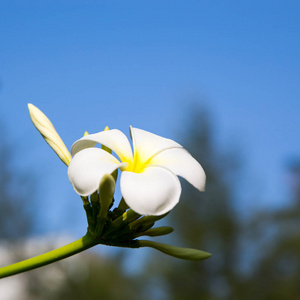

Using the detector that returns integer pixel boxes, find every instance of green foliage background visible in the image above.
[1,105,300,299]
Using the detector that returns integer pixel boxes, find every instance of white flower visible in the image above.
[68,126,206,216]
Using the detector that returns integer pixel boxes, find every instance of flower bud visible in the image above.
[138,226,174,237]
[139,240,212,261]
[99,173,115,206]
[129,213,168,231]
[28,104,72,166]
[95,174,116,238]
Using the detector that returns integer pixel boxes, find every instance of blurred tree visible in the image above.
[141,105,242,300]
[141,104,300,300]
[0,122,34,240]
[0,81,33,239]
[238,160,300,300]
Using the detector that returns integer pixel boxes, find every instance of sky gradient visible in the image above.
[0,1,299,234]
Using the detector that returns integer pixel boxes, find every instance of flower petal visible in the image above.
[130,126,182,165]
[150,148,206,191]
[120,166,181,216]
[68,148,126,196]
[71,129,133,163]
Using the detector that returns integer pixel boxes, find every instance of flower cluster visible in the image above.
[28,103,210,261]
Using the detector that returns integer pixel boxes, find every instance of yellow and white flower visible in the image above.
[68,126,206,216]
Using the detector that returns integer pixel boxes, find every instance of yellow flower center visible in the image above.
[123,151,150,173]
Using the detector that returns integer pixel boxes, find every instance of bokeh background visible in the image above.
[0,1,300,299]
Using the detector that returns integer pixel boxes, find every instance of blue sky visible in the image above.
[0,1,300,234]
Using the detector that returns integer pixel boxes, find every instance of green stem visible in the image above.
[83,202,95,232]
[0,232,97,279]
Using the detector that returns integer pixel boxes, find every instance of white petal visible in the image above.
[150,148,206,191]
[68,148,126,196]
[71,129,133,163]
[120,166,181,216]
[130,126,182,164]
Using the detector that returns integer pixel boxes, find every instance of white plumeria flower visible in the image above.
[68,126,206,216]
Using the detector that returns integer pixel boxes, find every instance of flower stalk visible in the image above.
[0,233,97,279]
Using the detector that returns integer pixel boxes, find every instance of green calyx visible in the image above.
[82,177,211,261]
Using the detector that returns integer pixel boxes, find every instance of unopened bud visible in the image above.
[139,240,212,261]
[95,174,116,238]
[28,103,72,166]
[129,213,168,231]
[138,226,174,237]
[99,174,115,206]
